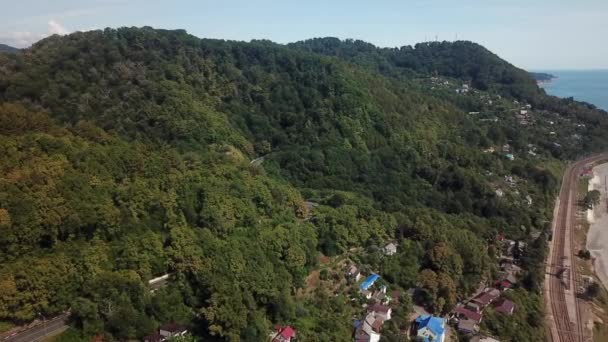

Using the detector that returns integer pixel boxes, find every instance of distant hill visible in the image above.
[529,72,556,82]
[0,43,19,54]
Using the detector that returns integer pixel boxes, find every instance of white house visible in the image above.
[384,243,397,256]
[368,303,392,321]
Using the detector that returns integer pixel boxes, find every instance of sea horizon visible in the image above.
[535,69,608,111]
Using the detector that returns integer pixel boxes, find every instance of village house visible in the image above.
[359,274,380,292]
[160,323,188,339]
[457,319,479,334]
[494,273,517,290]
[144,323,189,342]
[414,315,445,342]
[368,303,392,321]
[270,325,296,342]
[492,299,515,315]
[452,306,482,324]
[384,243,397,256]
[471,288,501,308]
[371,285,390,305]
[354,313,382,342]
[345,265,362,282]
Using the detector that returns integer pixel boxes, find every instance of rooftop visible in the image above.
[359,274,380,291]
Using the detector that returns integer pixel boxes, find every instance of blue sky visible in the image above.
[1,0,607,69]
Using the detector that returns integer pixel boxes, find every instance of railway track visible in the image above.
[547,154,608,342]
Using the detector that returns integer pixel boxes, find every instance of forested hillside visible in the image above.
[0,27,606,341]
[0,44,19,54]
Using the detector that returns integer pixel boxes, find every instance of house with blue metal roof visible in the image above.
[359,274,379,291]
[415,314,445,342]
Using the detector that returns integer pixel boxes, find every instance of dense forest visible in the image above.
[1,27,608,341]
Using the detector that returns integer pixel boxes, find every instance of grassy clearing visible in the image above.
[42,328,86,342]
[0,322,15,334]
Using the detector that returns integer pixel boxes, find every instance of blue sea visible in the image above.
[537,70,608,111]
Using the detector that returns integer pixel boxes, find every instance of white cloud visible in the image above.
[0,20,70,48]
[48,20,69,35]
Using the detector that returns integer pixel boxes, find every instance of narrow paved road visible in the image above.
[2,314,69,342]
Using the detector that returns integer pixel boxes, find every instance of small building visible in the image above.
[472,288,500,308]
[371,286,390,305]
[494,274,517,290]
[271,325,296,342]
[159,323,188,339]
[414,315,445,342]
[360,274,380,291]
[346,265,362,282]
[354,313,382,342]
[457,319,479,334]
[368,303,392,321]
[453,306,482,324]
[504,153,515,161]
[384,243,397,256]
[493,299,515,315]
[495,189,504,197]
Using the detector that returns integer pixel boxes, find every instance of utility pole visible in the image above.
[38,313,47,337]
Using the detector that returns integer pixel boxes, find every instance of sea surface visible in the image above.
[538,70,608,111]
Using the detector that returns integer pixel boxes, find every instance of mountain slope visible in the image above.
[0,27,602,341]
[0,43,19,54]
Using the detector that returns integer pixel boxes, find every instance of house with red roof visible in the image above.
[493,299,515,315]
[452,306,482,324]
[471,288,501,308]
[494,273,517,290]
[271,325,296,342]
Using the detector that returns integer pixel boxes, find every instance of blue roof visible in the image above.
[415,315,445,339]
[359,274,379,290]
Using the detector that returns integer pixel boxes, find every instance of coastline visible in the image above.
[586,163,608,290]
[536,76,558,86]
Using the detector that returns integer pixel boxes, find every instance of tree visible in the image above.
[584,190,601,209]
[587,282,601,298]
